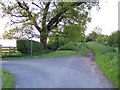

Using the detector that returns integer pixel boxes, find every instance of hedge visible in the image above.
[17,40,44,55]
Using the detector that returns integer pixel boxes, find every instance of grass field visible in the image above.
[87,42,118,88]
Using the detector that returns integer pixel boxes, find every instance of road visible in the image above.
[2,55,114,88]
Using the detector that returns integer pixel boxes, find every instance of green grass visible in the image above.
[2,69,14,88]
[2,50,77,60]
[77,43,88,56]
[87,42,118,88]
[96,52,118,87]
[87,42,116,54]
[57,42,80,51]
[34,50,77,58]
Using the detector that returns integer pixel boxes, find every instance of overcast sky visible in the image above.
[0,0,119,38]
[86,0,119,35]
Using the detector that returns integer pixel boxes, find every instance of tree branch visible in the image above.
[40,2,44,8]
[32,2,42,9]
[50,15,64,30]
[11,14,28,18]
[53,2,58,9]
[17,1,42,32]
[42,2,51,30]
[47,2,84,31]
[47,8,67,31]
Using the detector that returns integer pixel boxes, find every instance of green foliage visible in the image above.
[79,43,88,56]
[96,52,118,87]
[87,42,116,54]
[86,31,99,42]
[63,25,85,43]
[96,34,109,45]
[17,40,44,55]
[3,26,33,39]
[108,30,119,47]
[2,69,14,88]
[57,42,80,51]
[87,42,118,87]
[48,36,65,51]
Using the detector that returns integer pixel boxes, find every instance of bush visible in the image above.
[47,37,65,51]
[17,40,44,55]
[57,42,80,51]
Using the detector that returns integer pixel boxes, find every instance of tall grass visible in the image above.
[87,42,118,87]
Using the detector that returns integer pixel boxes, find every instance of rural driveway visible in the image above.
[2,55,114,88]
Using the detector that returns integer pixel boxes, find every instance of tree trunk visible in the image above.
[40,29,48,49]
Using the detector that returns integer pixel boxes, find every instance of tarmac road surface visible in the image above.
[2,56,114,88]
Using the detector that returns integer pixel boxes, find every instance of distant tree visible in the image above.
[86,26,102,42]
[108,30,119,47]
[86,31,99,42]
[94,26,102,35]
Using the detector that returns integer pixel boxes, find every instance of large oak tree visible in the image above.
[1,0,99,48]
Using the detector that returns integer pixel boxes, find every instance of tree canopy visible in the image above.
[1,0,99,48]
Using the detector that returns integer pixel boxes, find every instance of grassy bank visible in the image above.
[87,42,118,87]
[2,69,14,88]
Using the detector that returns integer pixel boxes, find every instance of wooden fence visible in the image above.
[2,46,19,56]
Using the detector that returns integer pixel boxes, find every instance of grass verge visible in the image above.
[2,50,77,60]
[87,42,118,88]
[34,50,77,59]
[2,69,14,88]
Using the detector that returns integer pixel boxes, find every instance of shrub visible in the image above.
[57,42,80,51]
[17,40,44,55]
[47,37,65,51]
